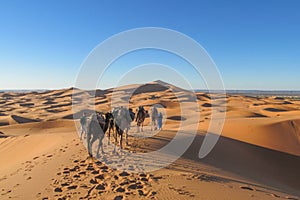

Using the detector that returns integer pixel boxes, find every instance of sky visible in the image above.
[0,0,299,90]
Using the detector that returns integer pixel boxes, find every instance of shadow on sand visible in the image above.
[176,132,300,196]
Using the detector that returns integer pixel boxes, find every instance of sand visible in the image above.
[0,81,299,199]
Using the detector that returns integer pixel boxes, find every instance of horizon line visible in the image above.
[1,87,300,93]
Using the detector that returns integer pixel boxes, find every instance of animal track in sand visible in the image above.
[0,176,7,182]
[240,186,255,191]
[9,167,23,176]
[285,197,299,200]
[47,157,159,199]
[1,189,12,196]
[239,185,295,199]
[167,183,194,197]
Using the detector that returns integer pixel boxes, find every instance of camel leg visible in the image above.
[96,135,104,157]
[112,128,117,154]
[136,124,139,133]
[111,126,115,145]
[107,127,111,145]
[115,128,118,144]
[113,126,120,153]
[88,134,97,157]
[114,126,117,143]
[120,132,123,149]
[80,126,83,139]
[87,135,91,157]
[125,128,129,146]
[80,125,86,139]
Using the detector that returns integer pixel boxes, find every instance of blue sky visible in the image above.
[0,0,299,90]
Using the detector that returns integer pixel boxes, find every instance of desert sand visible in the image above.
[0,81,299,200]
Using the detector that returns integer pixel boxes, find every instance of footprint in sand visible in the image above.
[54,187,63,193]
[47,157,160,199]
[0,176,7,182]
[61,182,70,187]
[240,186,254,191]
[95,183,105,190]
[127,183,143,190]
[285,197,299,200]
[63,170,70,174]
[78,171,86,175]
[91,170,99,174]
[94,174,105,180]
[119,171,130,177]
[1,190,12,196]
[269,193,281,198]
[70,166,79,172]
[114,195,123,200]
[115,187,126,192]
[168,184,192,196]
[25,164,34,172]
[86,165,95,171]
[80,163,87,167]
[67,185,78,190]
[89,178,98,184]
[73,174,80,179]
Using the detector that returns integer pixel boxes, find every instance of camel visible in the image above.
[104,112,115,145]
[150,106,158,131]
[80,112,88,139]
[113,107,134,149]
[86,113,105,157]
[136,106,147,132]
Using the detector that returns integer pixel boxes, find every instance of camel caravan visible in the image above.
[79,105,163,157]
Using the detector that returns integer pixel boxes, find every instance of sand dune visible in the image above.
[0,81,300,199]
[11,115,40,124]
[133,83,169,95]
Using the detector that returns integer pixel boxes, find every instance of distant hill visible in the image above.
[0,89,48,93]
